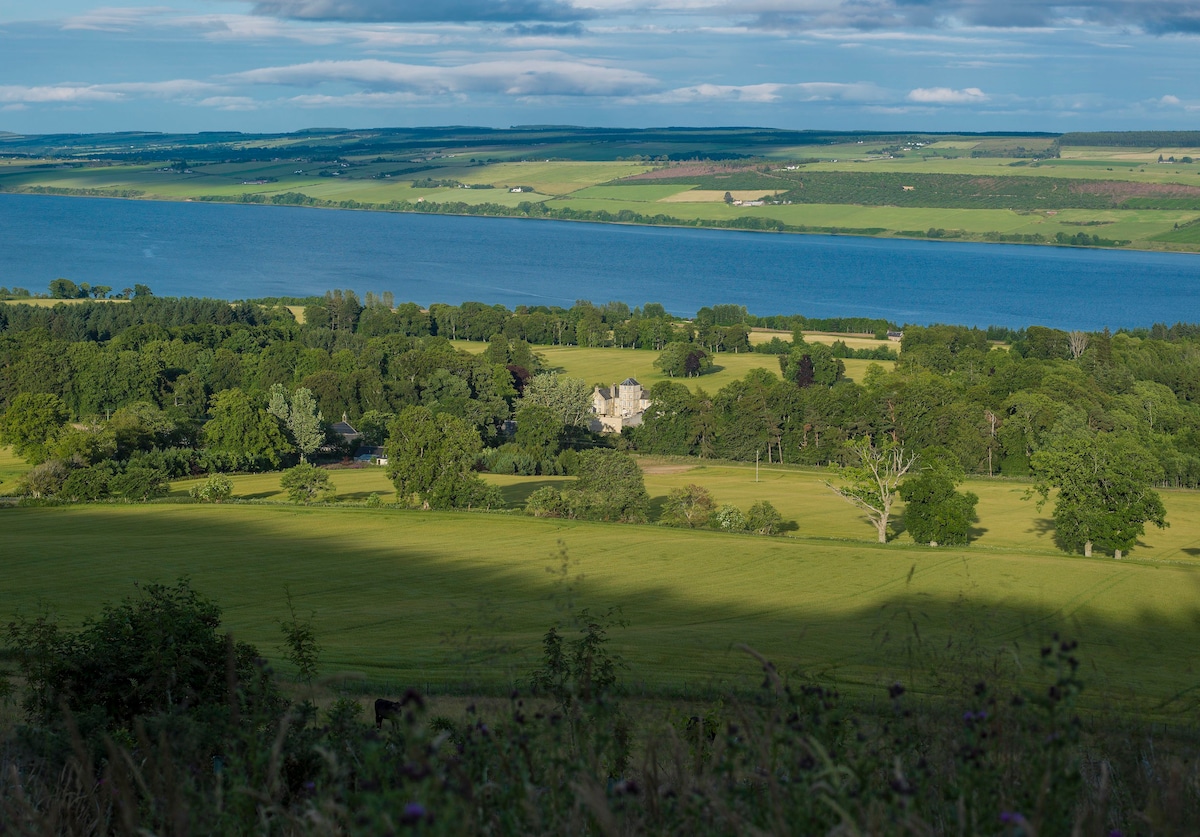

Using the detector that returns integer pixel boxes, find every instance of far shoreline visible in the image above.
[3,186,1194,257]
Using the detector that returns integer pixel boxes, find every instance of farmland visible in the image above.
[5,464,1200,716]
[4,126,1200,252]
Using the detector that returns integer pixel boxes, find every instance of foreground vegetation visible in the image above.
[4,126,1200,252]
[6,576,1199,834]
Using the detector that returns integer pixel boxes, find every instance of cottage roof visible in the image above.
[331,420,360,439]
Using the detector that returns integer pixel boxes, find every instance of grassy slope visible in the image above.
[4,489,1200,713]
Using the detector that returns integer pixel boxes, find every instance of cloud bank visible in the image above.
[249,0,588,23]
[230,58,657,96]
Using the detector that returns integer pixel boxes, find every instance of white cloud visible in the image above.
[907,85,988,103]
[62,6,173,31]
[0,85,123,104]
[228,57,658,96]
[1159,94,1182,105]
[0,80,222,106]
[640,80,883,104]
[198,96,262,110]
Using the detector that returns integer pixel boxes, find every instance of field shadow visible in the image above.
[496,478,568,506]
[1028,517,1055,536]
[7,505,1200,711]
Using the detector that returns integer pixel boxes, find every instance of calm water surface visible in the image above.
[2,193,1198,329]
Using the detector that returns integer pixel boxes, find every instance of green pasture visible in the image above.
[4,490,1200,713]
[452,340,890,386]
[171,460,1200,560]
[0,445,27,495]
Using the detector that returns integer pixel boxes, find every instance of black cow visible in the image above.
[374,698,403,729]
[374,689,425,728]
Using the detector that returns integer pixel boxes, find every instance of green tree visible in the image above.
[654,342,712,378]
[385,406,498,509]
[48,278,82,299]
[660,483,716,528]
[746,500,784,535]
[827,437,918,543]
[108,402,176,457]
[203,388,291,471]
[782,340,844,388]
[1030,435,1168,558]
[899,450,979,546]
[0,393,69,464]
[515,403,562,460]
[22,459,70,499]
[109,464,169,501]
[61,463,113,501]
[521,373,594,428]
[268,384,325,462]
[280,462,336,504]
[570,449,650,523]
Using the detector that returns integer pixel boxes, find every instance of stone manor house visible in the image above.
[590,378,652,433]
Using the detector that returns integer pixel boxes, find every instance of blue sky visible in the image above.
[2,0,1198,134]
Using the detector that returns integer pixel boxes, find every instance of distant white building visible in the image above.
[590,378,652,433]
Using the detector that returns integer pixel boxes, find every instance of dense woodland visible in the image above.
[2,292,1200,494]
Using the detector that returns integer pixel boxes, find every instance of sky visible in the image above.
[2,0,1199,135]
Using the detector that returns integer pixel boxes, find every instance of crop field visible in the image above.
[5,481,1200,714]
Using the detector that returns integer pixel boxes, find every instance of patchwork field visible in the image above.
[4,484,1200,716]
[6,135,1200,251]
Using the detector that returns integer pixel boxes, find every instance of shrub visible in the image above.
[660,483,717,528]
[22,459,71,498]
[109,465,169,501]
[189,473,233,503]
[712,503,749,531]
[747,500,784,535]
[61,464,113,501]
[280,462,336,504]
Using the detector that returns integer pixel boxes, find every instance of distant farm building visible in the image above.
[354,445,388,466]
[591,378,652,432]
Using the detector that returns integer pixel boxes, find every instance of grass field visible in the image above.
[0,446,27,495]
[451,341,892,387]
[5,483,1200,714]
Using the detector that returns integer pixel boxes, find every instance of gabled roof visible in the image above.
[331,420,360,438]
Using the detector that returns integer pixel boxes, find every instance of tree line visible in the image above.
[2,290,1199,548]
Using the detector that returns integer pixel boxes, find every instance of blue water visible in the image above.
[2,193,1198,330]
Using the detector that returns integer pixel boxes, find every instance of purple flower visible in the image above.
[402,802,428,825]
[1000,811,1025,824]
